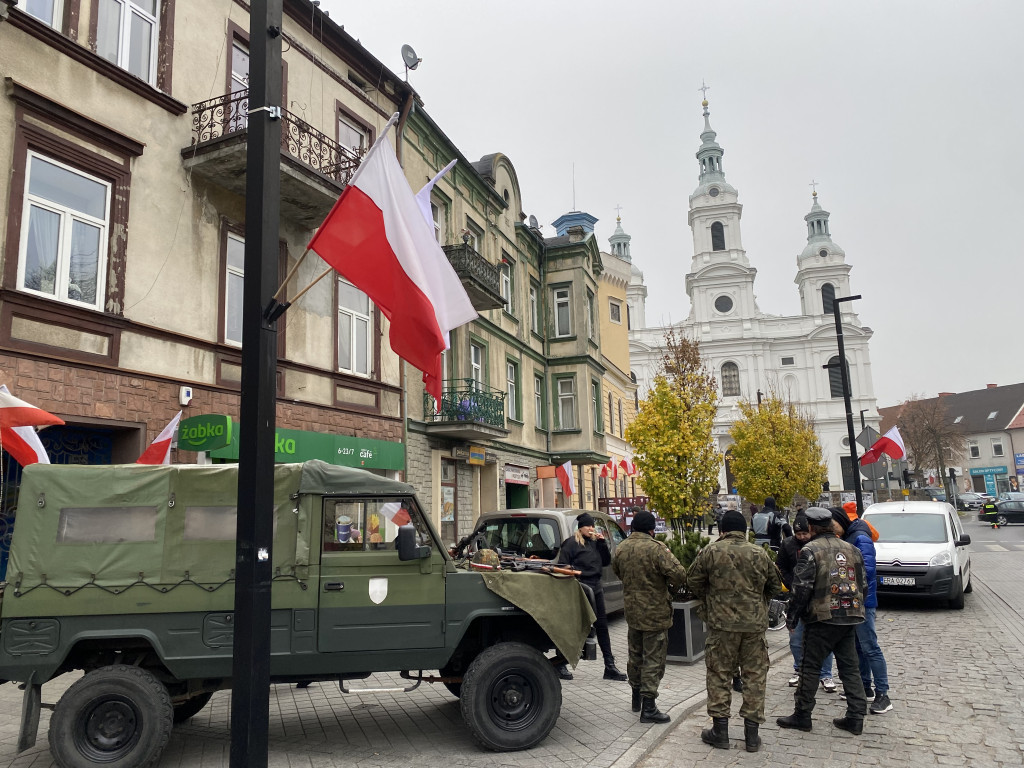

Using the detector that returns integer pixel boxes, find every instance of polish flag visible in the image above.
[619,457,637,477]
[0,385,52,466]
[860,425,906,465]
[307,114,477,404]
[600,457,618,480]
[555,460,576,497]
[136,411,182,465]
[0,387,64,429]
[379,501,412,526]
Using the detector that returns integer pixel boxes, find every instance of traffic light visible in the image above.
[822,481,830,492]
[902,469,911,487]
[949,467,956,479]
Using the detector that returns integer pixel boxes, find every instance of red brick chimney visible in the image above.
[938,392,953,397]
[987,383,998,389]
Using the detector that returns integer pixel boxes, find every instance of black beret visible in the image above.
[804,506,833,523]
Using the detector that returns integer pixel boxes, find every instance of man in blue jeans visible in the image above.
[776,515,835,690]
[834,508,892,714]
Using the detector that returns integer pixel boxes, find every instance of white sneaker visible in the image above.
[819,677,837,693]
[788,674,800,687]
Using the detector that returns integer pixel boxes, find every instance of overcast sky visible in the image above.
[323,1,1022,407]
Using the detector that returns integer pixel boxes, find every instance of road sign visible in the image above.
[856,427,880,450]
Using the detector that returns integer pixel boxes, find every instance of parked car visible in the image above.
[916,487,947,502]
[957,492,990,511]
[979,500,1024,526]
[863,501,972,609]
[997,492,1024,502]
[469,509,628,614]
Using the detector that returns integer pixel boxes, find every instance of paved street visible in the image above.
[3,517,1023,767]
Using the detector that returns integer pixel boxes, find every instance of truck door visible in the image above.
[317,496,446,652]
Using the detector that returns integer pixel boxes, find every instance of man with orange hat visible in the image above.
[843,501,879,542]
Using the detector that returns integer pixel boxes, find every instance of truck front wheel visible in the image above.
[460,641,561,751]
[48,664,173,768]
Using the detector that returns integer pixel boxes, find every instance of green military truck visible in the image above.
[0,461,594,767]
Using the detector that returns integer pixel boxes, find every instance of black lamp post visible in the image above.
[823,295,863,515]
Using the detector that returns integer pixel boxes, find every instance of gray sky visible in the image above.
[324,1,1022,407]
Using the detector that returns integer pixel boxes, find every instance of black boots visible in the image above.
[603,657,627,681]
[631,687,641,713]
[776,710,813,731]
[700,717,729,748]
[640,696,670,724]
[744,719,761,752]
[555,663,573,680]
[833,716,863,735]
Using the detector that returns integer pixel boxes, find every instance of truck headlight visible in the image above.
[929,551,952,567]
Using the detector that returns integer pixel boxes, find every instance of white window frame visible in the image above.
[554,287,572,337]
[96,0,160,85]
[18,152,111,312]
[337,276,372,377]
[609,299,622,324]
[592,380,600,430]
[25,0,64,27]
[991,438,1004,457]
[587,291,596,339]
[464,218,483,254]
[534,374,545,428]
[224,232,245,346]
[968,440,980,459]
[431,201,443,243]
[338,113,367,157]
[557,378,576,430]
[470,342,484,390]
[506,362,518,421]
[500,263,512,305]
[529,284,539,333]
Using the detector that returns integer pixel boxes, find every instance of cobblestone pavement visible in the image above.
[635,525,1024,768]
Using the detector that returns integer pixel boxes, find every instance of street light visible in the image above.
[822,294,863,515]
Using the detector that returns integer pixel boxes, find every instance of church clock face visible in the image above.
[714,295,734,313]
[709,187,720,197]
[819,248,828,258]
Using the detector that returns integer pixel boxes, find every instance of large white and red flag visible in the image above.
[556,460,576,498]
[860,425,906,465]
[136,411,182,465]
[307,115,476,403]
[0,385,55,466]
[600,457,618,480]
[0,387,64,429]
[619,457,637,477]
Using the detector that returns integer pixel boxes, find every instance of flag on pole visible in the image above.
[414,159,457,245]
[555,460,576,497]
[379,501,412,526]
[136,411,182,465]
[0,385,53,466]
[0,387,64,429]
[860,425,906,465]
[619,457,637,477]
[600,457,618,480]
[307,114,477,404]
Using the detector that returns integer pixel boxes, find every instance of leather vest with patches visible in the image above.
[805,534,866,625]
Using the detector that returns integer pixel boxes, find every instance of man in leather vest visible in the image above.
[777,506,868,735]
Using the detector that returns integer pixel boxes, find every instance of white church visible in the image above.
[625,99,880,494]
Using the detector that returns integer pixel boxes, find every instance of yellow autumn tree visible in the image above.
[727,394,827,507]
[626,330,721,530]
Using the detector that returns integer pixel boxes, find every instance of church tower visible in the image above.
[794,190,855,318]
[609,213,631,261]
[684,98,760,325]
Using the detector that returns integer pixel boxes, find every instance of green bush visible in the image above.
[656,529,710,570]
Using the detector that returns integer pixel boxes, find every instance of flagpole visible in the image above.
[272,246,312,302]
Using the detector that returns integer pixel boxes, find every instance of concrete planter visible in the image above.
[666,598,707,663]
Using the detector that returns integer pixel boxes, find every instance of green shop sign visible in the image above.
[177,414,233,452]
[208,420,404,470]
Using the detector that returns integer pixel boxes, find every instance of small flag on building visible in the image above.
[136,411,183,465]
[556,460,576,497]
[0,385,56,466]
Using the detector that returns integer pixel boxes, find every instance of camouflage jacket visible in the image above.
[611,531,687,631]
[687,531,782,632]
[788,533,866,628]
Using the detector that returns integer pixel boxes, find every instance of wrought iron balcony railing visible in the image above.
[189,89,362,185]
[441,243,504,311]
[423,379,507,429]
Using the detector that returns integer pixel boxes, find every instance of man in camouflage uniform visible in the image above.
[687,508,782,752]
[611,509,687,723]
[777,506,868,735]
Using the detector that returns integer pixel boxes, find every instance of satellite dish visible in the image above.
[401,44,420,71]
[528,215,539,229]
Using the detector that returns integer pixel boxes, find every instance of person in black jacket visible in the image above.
[557,513,627,682]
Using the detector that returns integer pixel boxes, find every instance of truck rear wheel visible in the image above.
[48,664,173,768]
[460,641,561,751]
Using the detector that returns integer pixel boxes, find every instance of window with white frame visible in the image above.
[338,113,367,156]
[968,439,980,459]
[224,232,244,345]
[554,287,571,337]
[608,393,614,435]
[18,153,111,311]
[557,378,576,430]
[25,0,64,27]
[431,202,442,243]
[587,291,596,339]
[506,362,518,421]
[465,218,482,253]
[500,262,512,306]
[992,438,1004,457]
[529,284,539,333]
[534,373,545,428]
[337,277,371,376]
[592,380,600,430]
[609,299,622,324]
[230,38,249,92]
[470,342,484,390]
[96,0,160,85]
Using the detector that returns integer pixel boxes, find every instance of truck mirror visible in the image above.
[397,524,430,561]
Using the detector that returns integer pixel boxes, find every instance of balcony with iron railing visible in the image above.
[441,243,505,312]
[181,89,363,228]
[422,379,510,441]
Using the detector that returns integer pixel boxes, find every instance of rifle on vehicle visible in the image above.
[497,553,580,577]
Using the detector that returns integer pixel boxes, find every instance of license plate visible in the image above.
[880,576,915,586]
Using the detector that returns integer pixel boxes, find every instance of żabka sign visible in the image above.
[177,415,233,452]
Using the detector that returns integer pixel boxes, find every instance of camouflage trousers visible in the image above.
[705,628,770,723]
[626,627,668,699]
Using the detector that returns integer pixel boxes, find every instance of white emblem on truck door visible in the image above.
[369,577,388,604]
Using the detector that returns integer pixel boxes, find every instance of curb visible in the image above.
[610,640,794,768]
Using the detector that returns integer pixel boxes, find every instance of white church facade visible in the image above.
[627,100,880,494]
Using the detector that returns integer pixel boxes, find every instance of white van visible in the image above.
[863,501,972,609]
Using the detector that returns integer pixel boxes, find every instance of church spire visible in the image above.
[697,96,725,183]
[804,187,833,244]
[609,207,632,261]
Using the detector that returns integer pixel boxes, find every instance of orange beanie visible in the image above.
[844,500,880,541]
